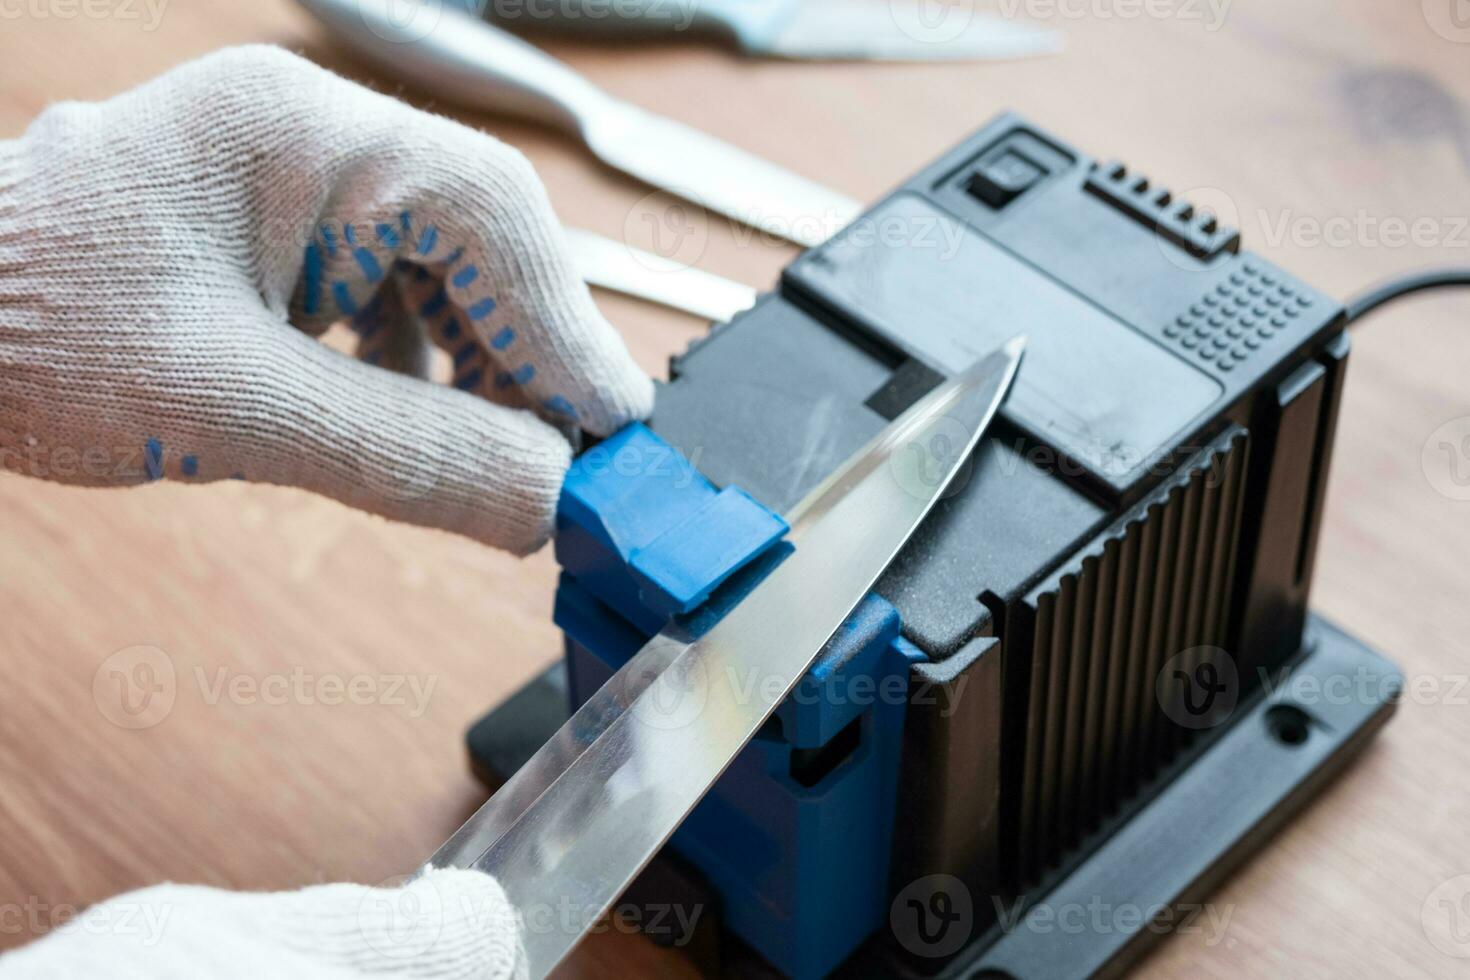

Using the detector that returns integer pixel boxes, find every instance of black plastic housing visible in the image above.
[466,113,1397,978]
[647,112,1350,916]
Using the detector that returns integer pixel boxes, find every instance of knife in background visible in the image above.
[429,335,1026,977]
[474,0,1062,62]
[565,227,757,322]
[296,0,863,247]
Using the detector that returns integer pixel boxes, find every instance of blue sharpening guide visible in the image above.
[553,423,922,978]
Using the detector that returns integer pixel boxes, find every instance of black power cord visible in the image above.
[1344,268,1470,324]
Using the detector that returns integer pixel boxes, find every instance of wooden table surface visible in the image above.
[2,1,1468,976]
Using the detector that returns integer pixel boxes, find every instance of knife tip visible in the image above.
[1003,333,1028,360]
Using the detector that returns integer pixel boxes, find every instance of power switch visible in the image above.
[966,148,1047,208]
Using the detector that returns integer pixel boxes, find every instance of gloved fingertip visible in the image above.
[345,868,525,980]
[409,869,527,980]
[581,368,656,439]
[414,866,512,903]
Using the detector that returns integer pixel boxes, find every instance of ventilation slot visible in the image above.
[1012,427,1248,887]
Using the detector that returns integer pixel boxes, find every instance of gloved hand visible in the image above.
[0,868,524,979]
[0,45,653,554]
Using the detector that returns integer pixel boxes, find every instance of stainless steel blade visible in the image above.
[429,335,1025,977]
[563,227,758,322]
[581,102,863,248]
[472,0,1058,63]
[296,0,862,248]
[759,0,1063,61]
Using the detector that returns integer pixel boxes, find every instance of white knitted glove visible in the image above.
[0,45,653,554]
[0,868,525,980]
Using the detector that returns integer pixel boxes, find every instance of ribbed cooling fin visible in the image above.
[1016,590,1051,882]
[1010,426,1248,886]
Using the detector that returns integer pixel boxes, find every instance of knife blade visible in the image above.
[295,0,863,247]
[564,227,758,322]
[579,101,857,247]
[429,335,1025,977]
[757,0,1063,61]
[472,0,1061,62]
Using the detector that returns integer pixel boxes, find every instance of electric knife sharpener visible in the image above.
[465,113,1401,979]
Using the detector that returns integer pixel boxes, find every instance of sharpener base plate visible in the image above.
[464,613,1399,979]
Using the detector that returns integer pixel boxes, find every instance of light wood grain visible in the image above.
[1,2,1468,976]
